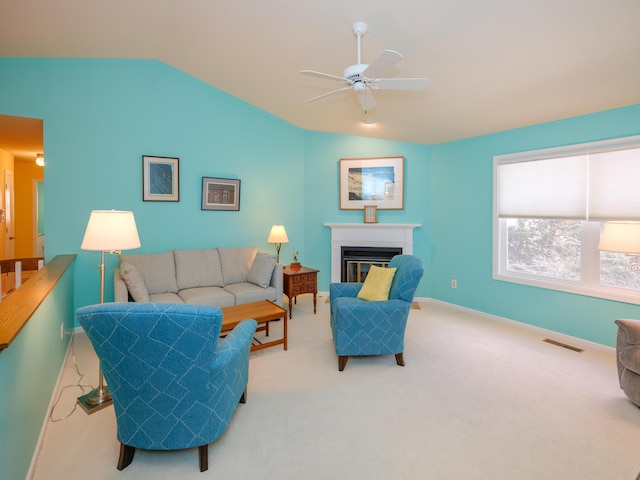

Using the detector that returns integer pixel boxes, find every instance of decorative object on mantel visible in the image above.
[267,225,289,263]
[201,177,241,211]
[364,205,377,223]
[142,155,180,202]
[339,156,404,210]
[290,250,302,270]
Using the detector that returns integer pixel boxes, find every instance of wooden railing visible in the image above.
[0,255,76,352]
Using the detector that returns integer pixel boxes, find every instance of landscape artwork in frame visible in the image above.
[142,156,180,202]
[339,156,404,210]
[201,177,240,211]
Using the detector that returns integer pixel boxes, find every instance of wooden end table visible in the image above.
[282,265,319,319]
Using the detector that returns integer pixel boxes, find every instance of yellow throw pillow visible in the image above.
[357,266,397,301]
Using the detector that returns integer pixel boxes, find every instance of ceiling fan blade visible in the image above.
[362,49,402,79]
[300,70,349,83]
[356,86,376,113]
[304,86,352,103]
[372,77,430,90]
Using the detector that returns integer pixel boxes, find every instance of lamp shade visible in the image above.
[267,225,289,244]
[81,210,141,252]
[598,221,640,254]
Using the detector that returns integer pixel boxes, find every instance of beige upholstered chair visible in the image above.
[614,319,640,407]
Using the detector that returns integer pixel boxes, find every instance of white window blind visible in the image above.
[497,155,587,219]
[496,136,640,221]
[588,147,640,220]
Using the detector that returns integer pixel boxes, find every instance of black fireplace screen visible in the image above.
[341,246,403,282]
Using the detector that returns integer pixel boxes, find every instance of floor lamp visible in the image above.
[77,210,141,414]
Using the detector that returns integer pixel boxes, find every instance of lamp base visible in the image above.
[77,386,113,415]
[289,262,301,270]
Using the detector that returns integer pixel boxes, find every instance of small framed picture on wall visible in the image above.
[201,177,241,211]
[142,155,180,202]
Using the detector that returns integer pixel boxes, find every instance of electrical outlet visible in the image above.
[60,323,65,340]
[451,279,457,289]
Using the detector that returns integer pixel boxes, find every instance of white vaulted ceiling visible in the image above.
[1,0,639,150]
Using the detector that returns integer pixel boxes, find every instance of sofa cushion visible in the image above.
[174,249,224,290]
[218,246,258,285]
[119,262,150,302]
[148,292,184,303]
[178,286,236,307]
[247,252,277,288]
[120,251,178,295]
[224,282,277,305]
[357,266,397,301]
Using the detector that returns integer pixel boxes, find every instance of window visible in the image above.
[494,135,640,305]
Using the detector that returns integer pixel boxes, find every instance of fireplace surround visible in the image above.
[325,223,421,283]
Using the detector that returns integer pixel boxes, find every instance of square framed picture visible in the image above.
[201,177,240,211]
[142,155,180,202]
[339,156,404,210]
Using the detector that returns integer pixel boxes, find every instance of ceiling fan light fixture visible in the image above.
[362,118,376,125]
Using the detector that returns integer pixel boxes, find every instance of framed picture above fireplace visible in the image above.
[339,156,404,210]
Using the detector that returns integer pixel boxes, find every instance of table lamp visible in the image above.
[267,225,288,263]
[598,221,640,255]
[78,209,141,414]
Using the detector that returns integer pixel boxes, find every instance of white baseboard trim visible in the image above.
[422,297,614,353]
[26,336,75,479]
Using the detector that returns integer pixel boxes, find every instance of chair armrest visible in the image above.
[616,319,640,345]
[113,268,130,302]
[330,282,362,300]
[214,319,258,369]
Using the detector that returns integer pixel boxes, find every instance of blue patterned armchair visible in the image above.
[76,302,257,472]
[330,255,424,371]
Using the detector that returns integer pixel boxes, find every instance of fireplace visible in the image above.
[341,246,403,282]
[325,223,421,283]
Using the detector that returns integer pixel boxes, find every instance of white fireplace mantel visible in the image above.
[324,223,421,282]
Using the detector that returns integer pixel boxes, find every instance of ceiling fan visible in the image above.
[301,22,430,114]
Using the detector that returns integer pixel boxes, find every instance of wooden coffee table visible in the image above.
[220,300,287,352]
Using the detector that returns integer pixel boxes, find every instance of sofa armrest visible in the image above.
[113,268,130,302]
[271,263,283,306]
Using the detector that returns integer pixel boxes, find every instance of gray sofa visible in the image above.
[114,246,282,308]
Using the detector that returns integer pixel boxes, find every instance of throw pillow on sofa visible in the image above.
[120,251,178,294]
[119,262,150,302]
[247,252,277,288]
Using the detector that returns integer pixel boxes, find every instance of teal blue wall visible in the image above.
[430,104,640,346]
[302,131,432,296]
[0,262,75,480]
[0,58,304,313]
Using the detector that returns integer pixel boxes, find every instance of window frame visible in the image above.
[493,136,640,306]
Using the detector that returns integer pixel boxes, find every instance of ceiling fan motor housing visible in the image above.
[343,64,369,83]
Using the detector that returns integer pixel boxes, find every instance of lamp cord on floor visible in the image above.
[49,333,95,422]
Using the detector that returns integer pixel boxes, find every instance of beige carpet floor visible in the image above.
[30,296,640,479]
